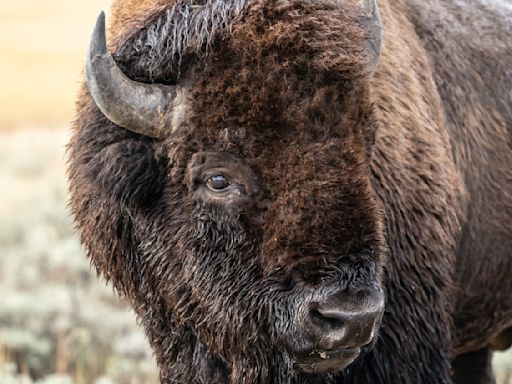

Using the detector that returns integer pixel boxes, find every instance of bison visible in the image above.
[67,0,512,382]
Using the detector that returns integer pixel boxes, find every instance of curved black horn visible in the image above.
[86,12,178,138]
[361,0,382,74]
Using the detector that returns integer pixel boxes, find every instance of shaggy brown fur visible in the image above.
[68,0,512,383]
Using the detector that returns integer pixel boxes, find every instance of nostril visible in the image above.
[309,305,345,331]
[302,290,384,351]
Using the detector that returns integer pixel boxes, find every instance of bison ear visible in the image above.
[86,12,190,138]
[361,0,382,75]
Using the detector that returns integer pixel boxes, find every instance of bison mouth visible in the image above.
[294,347,361,374]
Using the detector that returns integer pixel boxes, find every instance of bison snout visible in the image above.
[302,289,384,352]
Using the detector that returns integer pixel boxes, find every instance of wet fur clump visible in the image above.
[115,0,248,82]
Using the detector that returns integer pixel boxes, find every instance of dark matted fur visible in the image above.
[114,0,248,82]
[68,0,512,383]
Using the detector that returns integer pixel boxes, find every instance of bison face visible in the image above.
[71,0,386,381]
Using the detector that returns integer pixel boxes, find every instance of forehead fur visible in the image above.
[106,0,382,274]
[112,0,374,83]
[164,1,380,272]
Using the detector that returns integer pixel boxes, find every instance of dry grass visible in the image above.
[0,127,158,383]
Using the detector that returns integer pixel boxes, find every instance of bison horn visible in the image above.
[361,0,382,74]
[86,12,181,138]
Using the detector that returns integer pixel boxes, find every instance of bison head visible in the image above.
[69,0,386,382]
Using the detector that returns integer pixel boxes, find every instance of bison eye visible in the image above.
[206,175,231,191]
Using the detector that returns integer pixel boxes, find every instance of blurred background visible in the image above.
[0,1,510,383]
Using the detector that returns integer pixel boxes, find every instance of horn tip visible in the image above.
[86,10,108,102]
[91,11,107,56]
[97,10,106,29]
